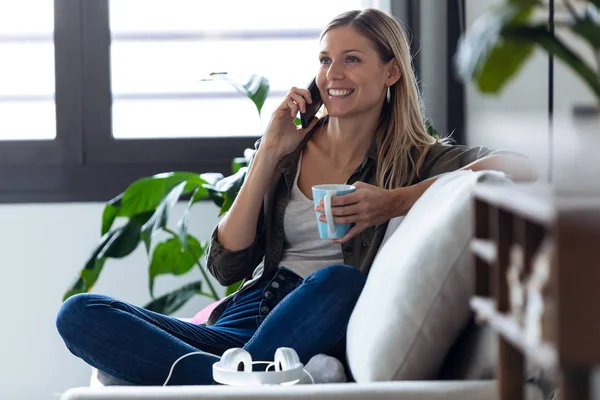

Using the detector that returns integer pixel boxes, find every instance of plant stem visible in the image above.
[164,228,220,301]
[190,249,220,301]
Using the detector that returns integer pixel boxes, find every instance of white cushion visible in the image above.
[347,170,509,382]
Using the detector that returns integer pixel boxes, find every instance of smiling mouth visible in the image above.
[327,89,355,97]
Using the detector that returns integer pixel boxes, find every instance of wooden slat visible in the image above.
[492,207,512,312]
[475,198,490,239]
[470,297,558,369]
[473,182,554,227]
[474,199,491,296]
[499,339,525,400]
[562,367,590,400]
[556,207,600,366]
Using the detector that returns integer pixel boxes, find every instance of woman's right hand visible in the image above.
[260,86,321,159]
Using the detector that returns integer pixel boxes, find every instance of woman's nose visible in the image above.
[325,61,344,81]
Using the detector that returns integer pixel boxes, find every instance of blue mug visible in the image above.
[312,184,356,239]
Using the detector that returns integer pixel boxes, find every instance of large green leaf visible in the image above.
[176,183,214,251]
[140,181,187,254]
[232,157,249,174]
[504,25,600,99]
[425,121,440,139]
[204,167,248,215]
[118,172,206,218]
[194,173,224,209]
[63,249,108,301]
[232,148,257,174]
[571,15,600,49]
[455,2,534,85]
[102,212,154,258]
[199,172,224,186]
[177,187,197,250]
[225,280,244,297]
[148,235,205,296]
[143,280,204,315]
[201,73,270,115]
[101,193,123,235]
[63,212,153,301]
[63,231,115,301]
[477,39,534,93]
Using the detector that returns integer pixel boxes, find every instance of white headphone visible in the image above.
[163,347,312,386]
[213,347,305,386]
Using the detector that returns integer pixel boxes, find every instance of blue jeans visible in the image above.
[56,264,366,385]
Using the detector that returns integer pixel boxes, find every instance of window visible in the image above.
[87,0,390,168]
[0,0,81,178]
[0,0,391,203]
[0,1,55,140]
[108,0,376,139]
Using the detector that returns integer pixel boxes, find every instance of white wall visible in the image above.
[0,201,222,400]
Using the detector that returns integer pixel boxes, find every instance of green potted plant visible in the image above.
[63,73,269,315]
[454,0,599,105]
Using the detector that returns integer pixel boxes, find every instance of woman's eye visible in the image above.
[347,56,360,63]
[319,57,331,65]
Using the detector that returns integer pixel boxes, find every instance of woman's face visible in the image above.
[317,26,394,119]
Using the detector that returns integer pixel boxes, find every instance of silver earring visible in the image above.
[386,86,391,103]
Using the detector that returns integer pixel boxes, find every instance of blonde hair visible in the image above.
[320,9,437,189]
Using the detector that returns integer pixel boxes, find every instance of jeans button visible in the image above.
[264,291,273,299]
[260,305,270,314]
[271,281,280,289]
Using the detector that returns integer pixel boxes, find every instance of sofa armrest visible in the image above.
[62,381,543,400]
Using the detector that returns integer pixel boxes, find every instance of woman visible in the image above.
[56,8,537,386]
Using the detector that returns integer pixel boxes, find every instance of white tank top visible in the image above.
[279,153,344,278]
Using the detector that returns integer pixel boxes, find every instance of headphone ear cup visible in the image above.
[274,347,301,372]
[220,348,252,372]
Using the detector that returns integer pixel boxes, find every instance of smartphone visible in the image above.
[300,77,323,129]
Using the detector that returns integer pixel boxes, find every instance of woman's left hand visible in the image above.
[314,181,417,244]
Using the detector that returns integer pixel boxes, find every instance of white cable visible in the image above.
[303,369,315,384]
[163,350,221,386]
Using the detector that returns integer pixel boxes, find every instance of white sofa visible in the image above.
[62,380,543,400]
[59,171,546,400]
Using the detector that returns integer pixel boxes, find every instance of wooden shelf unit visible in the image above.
[471,181,600,400]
